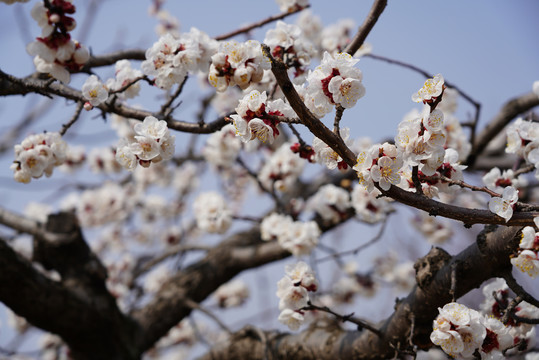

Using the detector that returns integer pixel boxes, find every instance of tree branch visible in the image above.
[343,0,387,56]
[263,41,539,227]
[199,226,522,360]
[467,92,539,167]
[0,69,227,134]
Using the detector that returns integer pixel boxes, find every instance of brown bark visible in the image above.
[198,226,521,360]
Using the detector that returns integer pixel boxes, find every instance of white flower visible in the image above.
[193,192,232,234]
[412,74,445,103]
[511,250,539,278]
[482,167,527,192]
[313,127,352,170]
[285,262,318,292]
[202,124,242,169]
[351,186,392,224]
[214,280,250,308]
[307,184,351,223]
[480,317,513,358]
[431,302,486,359]
[261,213,293,241]
[275,0,308,12]
[488,186,518,222]
[276,276,309,311]
[82,75,109,107]
[327,76,365,108]
[259,142,306,192]
[278,309,305,330]
[208,40,269,92]
[281,221,320,257]
[12,132,68,183]
[370,155,403,191]
[304,51,365,117]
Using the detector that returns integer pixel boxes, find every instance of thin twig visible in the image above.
[316,217,389,263]
[183,297,232,334]
[334,105,344,136]
[436,175,501,197]
[364,52,482,151]
[214,5,310,41]
[236,157,284,210]
[303,301,382,336]
[133,243,210,279]
[160,76,188,119]
[364,53,481,111]
[501,295,522,325]
[502,270,539,308]
[0,69,227,134]
[59,101,84,136]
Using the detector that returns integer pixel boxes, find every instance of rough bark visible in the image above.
[0,213,140,359]
[198,225,521,360]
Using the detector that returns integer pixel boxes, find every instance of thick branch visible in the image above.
[132,228,289,351]
[0,231,139,360]
[199,226,522,359]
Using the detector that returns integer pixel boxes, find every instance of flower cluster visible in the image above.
[488,186,518,222]
[395,105,447,177]
[354,142,403,192]
[259,142,306,192]
[304,52,365,118]
[431,302,513,359]
[115,116,175,170]
[106,60,143,100]
[61,182,136,227]
[396,77,468,197]
[88,147,123,174]
[412,73,445,104]
[208,40,270,92]
[482,167,528,193]
[261,213,320,257]
[230,90,295,144]
[26,0,89,83]
[58,145,85,173]
[320,18,355,55]
[193,192,232,234]
[11,132,67,183]
[202,124,242,169]
[480,278,538,352]
[511,218,539,278]
[411,212,453,244]
[275,0,308,13]
[213,279,250,308]
[264,21,315,83]
[439,87,472,161]
[333,265,377,302]
[276,262,318,330]
[312,127,353,170]
[351,186,392,224]
[82,75,109,109]
[307,184,351,224]
[142,28,218,89]
[506,118,539,180]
